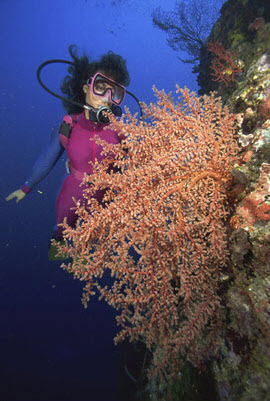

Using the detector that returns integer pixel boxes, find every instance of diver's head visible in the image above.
[60,46,130,116]
[37,46,143,122]
[82,71,126,121]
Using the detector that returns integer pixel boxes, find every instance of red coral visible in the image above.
[241,150,253,164]
[207,41,243,86]
[57,87,240,382]
[248,17,265,32]
[258,98,270,121]
[256,203,270,221]
[230,215,241,230]
[241,195,270,224]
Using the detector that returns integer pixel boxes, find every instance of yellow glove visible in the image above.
[6,189,26,203]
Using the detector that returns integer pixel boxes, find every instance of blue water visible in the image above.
[0,1,223,400]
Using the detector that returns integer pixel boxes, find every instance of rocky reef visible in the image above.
[198,0,270,400]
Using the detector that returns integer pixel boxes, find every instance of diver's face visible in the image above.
[83,70,115,115]
[83,83,112,110]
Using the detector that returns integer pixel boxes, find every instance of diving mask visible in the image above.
[87,72,126,106]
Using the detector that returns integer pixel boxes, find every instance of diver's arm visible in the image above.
[6,125,65,202]
[22,126,65,192]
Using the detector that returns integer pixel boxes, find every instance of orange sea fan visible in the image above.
[58,86,239,382]
[207,41,243,86]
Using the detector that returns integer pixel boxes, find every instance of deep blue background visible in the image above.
[0,1,224,400]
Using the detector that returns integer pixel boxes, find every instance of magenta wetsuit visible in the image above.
[22,112,122,239]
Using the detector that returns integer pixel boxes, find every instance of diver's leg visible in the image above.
[48,176,85,260]
[53,175,85,239]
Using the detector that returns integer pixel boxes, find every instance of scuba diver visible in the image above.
[6,45,134,259]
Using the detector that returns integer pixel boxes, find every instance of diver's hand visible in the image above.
[6,189,26,203]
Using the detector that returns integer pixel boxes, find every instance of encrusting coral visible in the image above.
[54,86,239,384]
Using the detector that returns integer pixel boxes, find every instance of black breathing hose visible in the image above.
[36,59,143,118]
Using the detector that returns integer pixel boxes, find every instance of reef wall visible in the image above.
[198,0,270,399]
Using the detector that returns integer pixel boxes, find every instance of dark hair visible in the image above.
[60,45,130,114]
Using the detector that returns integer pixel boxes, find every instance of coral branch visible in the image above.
[207,41,243,86]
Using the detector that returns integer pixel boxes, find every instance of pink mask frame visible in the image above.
[87,72,126,105]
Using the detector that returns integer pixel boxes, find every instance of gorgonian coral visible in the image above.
[56,86,239,381]
[207,41,243,86]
